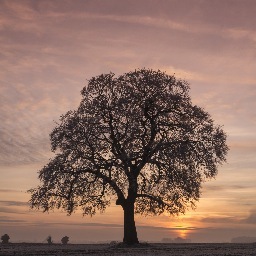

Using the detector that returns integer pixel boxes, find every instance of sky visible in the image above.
[0,0,256,243]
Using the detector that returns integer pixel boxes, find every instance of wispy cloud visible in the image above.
[0,201,29,207]
[0,218,26,223]
[200,216,242,224]
[0,189,21,193]
[226,28,256,43]
[0,200,29,215]
[204,185,255,192]
[0,207,27,214]
[243,210,256,225]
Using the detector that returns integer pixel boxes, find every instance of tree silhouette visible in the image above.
[61,236,69,245]
[29,69,228,245]
[46,235,53,245]
[1,234,10,244]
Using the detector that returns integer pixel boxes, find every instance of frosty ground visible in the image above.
[1,243,256,256]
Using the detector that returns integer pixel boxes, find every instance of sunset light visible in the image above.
[176,226,189,239]
[1,0,256,245]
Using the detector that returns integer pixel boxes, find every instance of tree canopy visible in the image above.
[29,68,228,244]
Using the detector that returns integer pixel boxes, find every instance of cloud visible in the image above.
[0,201,29,215]
[164,66,209,82]
[0,218,26,223]
[0,126,52,166]
[69,222,123,228]
[137,225,201,231]
[0,207,26,214]
[198,210,256,226]
[203,185,254,193]
[243,210,256,224]
[226,28,256,43]
[0,189,21,193]
[0,218,203,239]
[0,201,29,207]
[27,220,201,232]
[0,75,82,166]
[200,216,241,224]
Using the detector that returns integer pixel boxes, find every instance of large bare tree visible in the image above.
[29,69,228,244]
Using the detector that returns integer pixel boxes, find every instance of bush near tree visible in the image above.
[61,236,69,245]
[1,234,10,244]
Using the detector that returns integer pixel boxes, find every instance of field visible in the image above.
[1,243,256,256]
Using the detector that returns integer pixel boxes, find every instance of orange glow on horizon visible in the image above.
[168,213,197,239]
[177,227,189,239]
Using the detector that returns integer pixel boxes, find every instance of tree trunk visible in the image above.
[123,201,139,245]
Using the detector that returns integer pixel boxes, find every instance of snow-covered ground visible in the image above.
[1,243,256,256]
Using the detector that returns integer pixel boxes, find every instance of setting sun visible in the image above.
[175,218,194,239]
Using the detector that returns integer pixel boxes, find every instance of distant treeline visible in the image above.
[231,236,256,243]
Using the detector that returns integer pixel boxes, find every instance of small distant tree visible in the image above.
[29,69,228,245]
[1,234,10,244]
[61,236,69,245]
[46,235,53,245]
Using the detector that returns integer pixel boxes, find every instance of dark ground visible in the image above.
[1,243,256,256]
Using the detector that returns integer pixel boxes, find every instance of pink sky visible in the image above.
[1,0,256,243]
